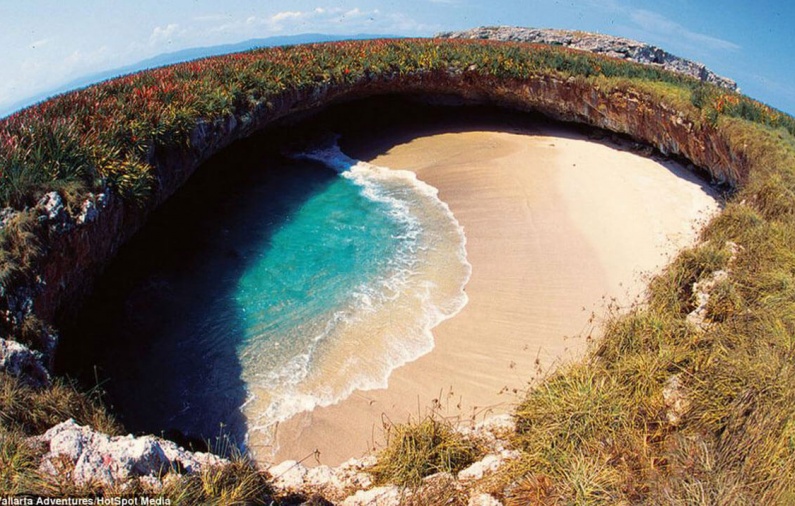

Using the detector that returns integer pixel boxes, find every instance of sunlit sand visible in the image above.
[269,121,720,466]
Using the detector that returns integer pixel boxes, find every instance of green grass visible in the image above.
[0,430,42,495]
[0,372,121,437]
[371,414,484,488]
[160,454,274,505]
[0,371,118,496]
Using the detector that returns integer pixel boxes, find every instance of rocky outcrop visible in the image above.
[269,456,377,502]
[267,415,518,505]
[686,241,741,329]
[0,337,50,387]
[437,26,738,91]
[32,419,227,487]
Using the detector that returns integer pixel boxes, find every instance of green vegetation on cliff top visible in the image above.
[1,38,795,503]
[1,39,792,210]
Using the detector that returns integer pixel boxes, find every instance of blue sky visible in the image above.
[1,0,793,117]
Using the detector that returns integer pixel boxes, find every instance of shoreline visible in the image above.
[265,120,720,466]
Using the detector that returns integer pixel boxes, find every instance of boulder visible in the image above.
[0,338,50,387]
[34,419,227,486]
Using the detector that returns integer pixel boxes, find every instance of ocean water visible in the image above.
[242,140,470,457]
[58,137,470,457]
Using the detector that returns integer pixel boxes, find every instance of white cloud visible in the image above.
[62,46,113,71]
[629,10,739,52]
[149,23,181,47]
[579,1,740,55]
[0,4,437,114]
[0,43,114,110]
[271,11,303,23]
[205,6,429,36]
[583,0,623,11]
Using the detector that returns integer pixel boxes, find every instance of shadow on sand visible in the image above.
[56,128,337,454]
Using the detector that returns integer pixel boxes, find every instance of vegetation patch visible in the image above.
[371,414,484,488]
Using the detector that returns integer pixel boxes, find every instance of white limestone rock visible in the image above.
[269,455,377,501]
[342,485,401,506]
[38,192,65,222]
[437,27,737,90]
[458,449,520,482]
[458,454,503,481]
[663,374,690,426]
[35,419,227,486]
[268,460,309,491]
[0,338,50,387]
[687,268,729,327]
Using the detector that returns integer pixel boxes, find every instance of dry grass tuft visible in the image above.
[371,414,484,488]
[0,372,121,436]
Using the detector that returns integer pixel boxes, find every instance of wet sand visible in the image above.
[267,122,719,466]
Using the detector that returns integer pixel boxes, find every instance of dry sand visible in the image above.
[269,121,720,466]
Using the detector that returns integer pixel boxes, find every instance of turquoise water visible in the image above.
[58,139,469,457]
[242,142,470,457]
[235,168,406,372]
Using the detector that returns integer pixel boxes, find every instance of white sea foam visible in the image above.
[242,136,471,458]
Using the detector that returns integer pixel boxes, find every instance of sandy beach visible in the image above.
[268,120,720,466]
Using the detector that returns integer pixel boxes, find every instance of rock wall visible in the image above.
[33,419,228,488]
[437,26,738,91]
[2,66,746,384]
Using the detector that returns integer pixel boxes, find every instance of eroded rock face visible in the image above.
[33,419,227,487]
[437,26,738,91]
[0,338,50,387]
[269,456,376,503]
